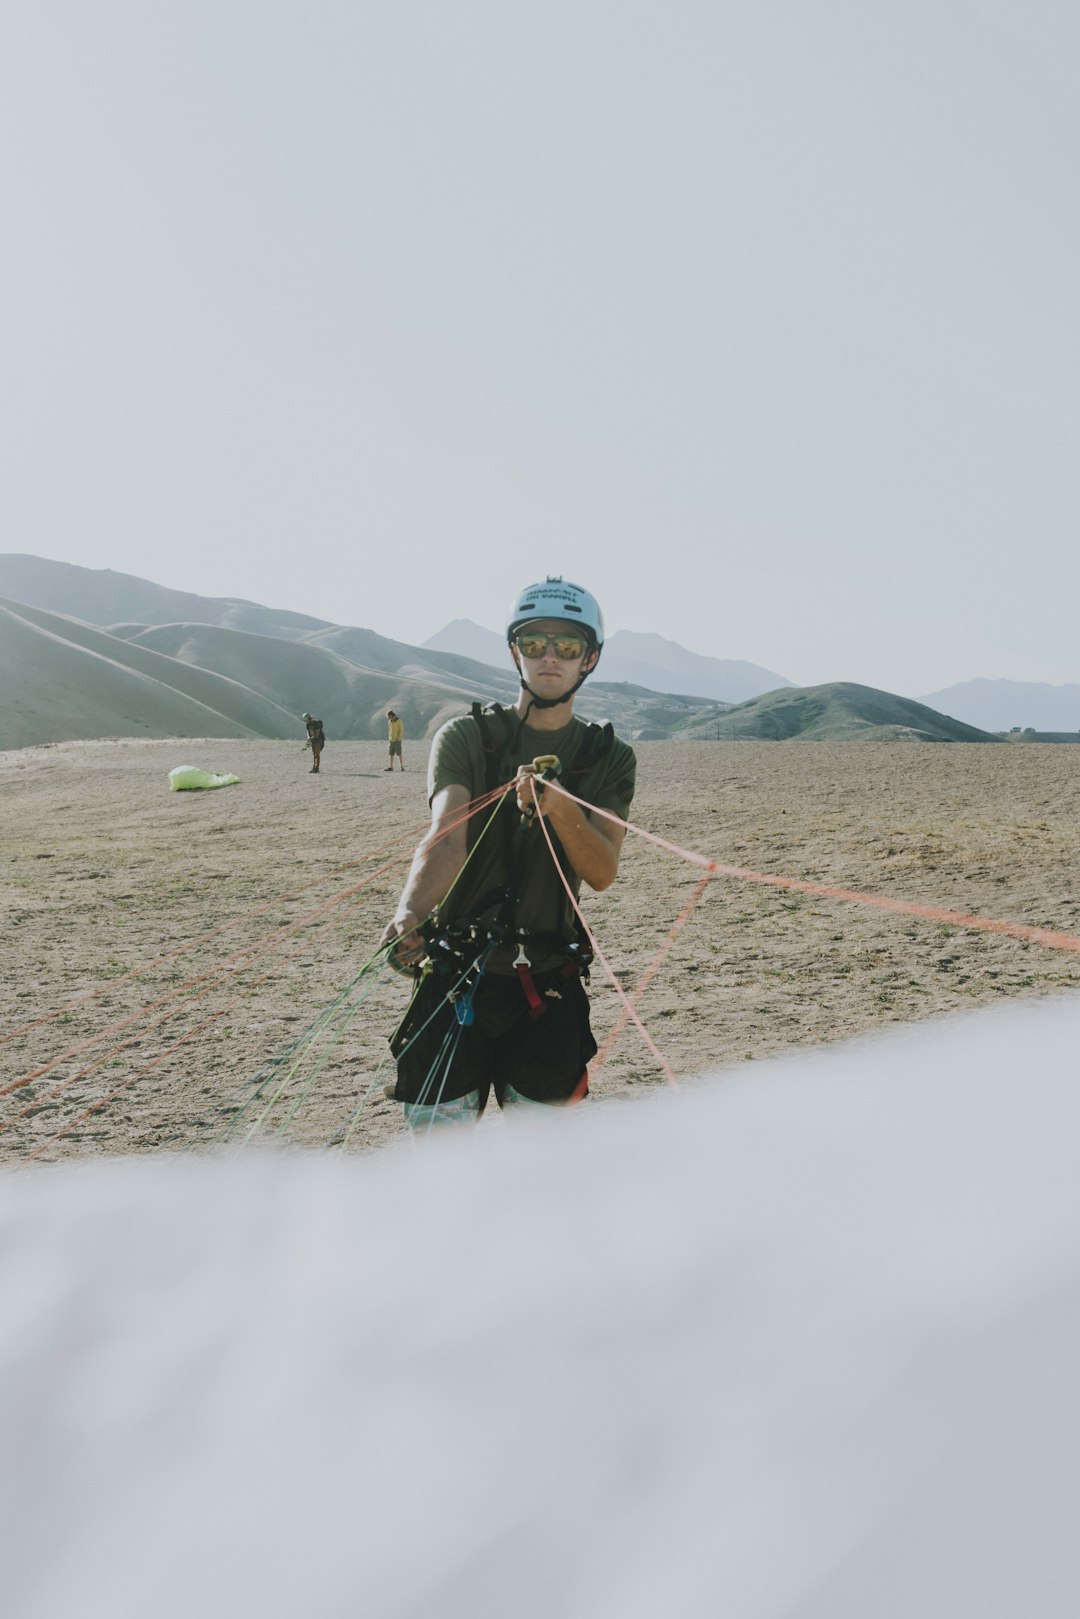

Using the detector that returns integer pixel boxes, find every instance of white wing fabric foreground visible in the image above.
[4,996,1080,1619]
[167,766,241,791]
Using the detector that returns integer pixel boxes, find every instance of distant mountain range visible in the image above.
[920,679,1080,735]
[423,619,791,704]
[0,552,331,639]
[422,619,508,666]
[0,557,733,750]
[0,553,1054,751]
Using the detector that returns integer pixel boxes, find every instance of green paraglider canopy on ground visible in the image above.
[168,766,241,792]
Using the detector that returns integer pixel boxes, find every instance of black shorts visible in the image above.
[390,965,596,1110]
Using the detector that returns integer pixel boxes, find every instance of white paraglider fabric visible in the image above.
[4,994,1080,1619]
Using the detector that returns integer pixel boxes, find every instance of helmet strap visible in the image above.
[517,671,588,721]
[510,643,598,722]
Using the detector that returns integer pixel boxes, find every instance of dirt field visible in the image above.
[2,736,1079,1163]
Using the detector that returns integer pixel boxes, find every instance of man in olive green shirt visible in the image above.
[380,578,635,1128]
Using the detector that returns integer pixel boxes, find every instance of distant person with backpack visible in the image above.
[385,711,405,772]
[302,713,325,773]
[380,578,636,1130]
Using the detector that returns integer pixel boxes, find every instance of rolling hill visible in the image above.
[121,621,484,742]
[3,554,783,704]
[0,556,1011,752]
[0,554,520,699]
[297,624,520,700]
[0,598,299,750]
[0,595,733,751]
[0,556,740,749]
[678,683,1000,743]
[0,601,471,751]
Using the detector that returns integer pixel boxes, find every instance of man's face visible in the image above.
[512,618,597,701]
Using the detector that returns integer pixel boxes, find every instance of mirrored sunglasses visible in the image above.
[514,632,586,661]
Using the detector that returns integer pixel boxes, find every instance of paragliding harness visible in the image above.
[469,701,615,801]
[409,702,614,1016]
[420,913,594,1022]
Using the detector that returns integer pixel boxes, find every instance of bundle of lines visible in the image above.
[0,773,720,1161]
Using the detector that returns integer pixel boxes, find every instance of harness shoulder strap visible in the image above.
[566,720,615,779]
[470,701,515,795]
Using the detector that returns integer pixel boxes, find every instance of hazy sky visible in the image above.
[4,2,1077,695]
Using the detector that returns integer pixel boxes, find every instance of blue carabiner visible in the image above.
[453,990,476,1027]
[452,942,496,1025]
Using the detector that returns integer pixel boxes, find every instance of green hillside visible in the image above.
[127,624,729,741]
[3,588,1000,753]
[299,625,521,700]
[0,598,297,750]
[677,682,1000,743]
[126,622,469,742]
[1,595,734,751]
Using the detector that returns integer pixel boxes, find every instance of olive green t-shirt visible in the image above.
[427,709,636,972]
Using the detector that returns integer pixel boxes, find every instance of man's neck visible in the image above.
[513,692,575,733]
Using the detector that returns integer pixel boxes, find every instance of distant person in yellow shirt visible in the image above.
[385,710,405,772]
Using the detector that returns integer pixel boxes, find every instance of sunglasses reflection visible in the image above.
[514,634,586,660]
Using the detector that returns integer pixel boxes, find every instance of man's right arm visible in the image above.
[379,784,470,966]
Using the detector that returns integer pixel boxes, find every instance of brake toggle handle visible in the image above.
[520,754,562,825]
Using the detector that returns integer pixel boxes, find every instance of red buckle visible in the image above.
[516,963,547,1019]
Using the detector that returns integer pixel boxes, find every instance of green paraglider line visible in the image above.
[186,939,396,1152]
[262,963,393,1141]
[129,943,395,1150]
[234,943,396,1143]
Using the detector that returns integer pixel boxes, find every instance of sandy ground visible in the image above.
[2,736,1079,1163]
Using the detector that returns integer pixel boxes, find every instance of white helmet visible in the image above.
[506,577,604,650]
